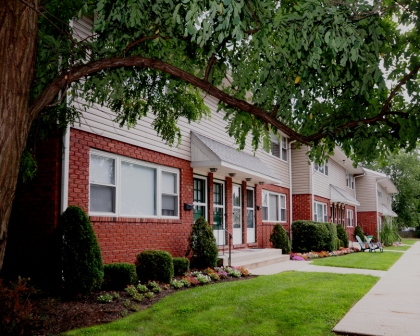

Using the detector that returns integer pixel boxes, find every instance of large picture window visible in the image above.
[313,202,328,222]
[89,150,179,218]
[262,191,286,222]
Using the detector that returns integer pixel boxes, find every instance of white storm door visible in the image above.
[246,188,255,243]
[232,185,242,244]
[213,181,225,245]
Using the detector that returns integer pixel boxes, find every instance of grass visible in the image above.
[383,245,411,251]
[401,239,419,245]
[66,272,378,336]
[311,251,402,270]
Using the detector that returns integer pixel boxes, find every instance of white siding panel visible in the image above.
[355,173,377,212]
[327,159,356,198]
[291,146,310,194]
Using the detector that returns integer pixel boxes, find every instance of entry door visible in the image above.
[232,185,242,244]
[213,182,225,245]
[246,188,255,243]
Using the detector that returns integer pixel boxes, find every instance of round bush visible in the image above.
[188,217,218,268]
[354,225,365,242]
[103,263,138,290]
[336,224,349,248]
[173,257,190,275]
[59,206,104,296]
[292,220,330,252]
[269,224,291,253]
[136,250,174,283]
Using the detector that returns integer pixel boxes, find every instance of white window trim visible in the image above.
[262,190,287,222]
[313,201,328,222]
[346,172,354,189]
[268,133,288,162]
[347,209,354,227]
[193,175,207,221]
[314,162,329,175]
[89,149,180,219]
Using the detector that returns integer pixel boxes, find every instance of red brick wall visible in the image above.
[3,132,62,282]
[292,194,312,221]
[256,184,291,248]
[68,129,194,263]
[357,211,380,239]
[344,205,356,241]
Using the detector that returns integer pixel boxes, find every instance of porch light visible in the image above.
[209,168,218,172]
[259,181,265,185]
[245,178,252,181]
[229,173,236,177]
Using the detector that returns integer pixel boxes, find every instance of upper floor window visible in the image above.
[89,150,179,218]
[314,162,329,175]
[262,191,286,222]
[269,133,288,161]
[377,190,382,199]
[346,172,354,189]
[314,202,328,222]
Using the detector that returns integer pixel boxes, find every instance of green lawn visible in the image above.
[383,245,411,251]
[311,251,402,270]
[66,272,378,336]
[401,239,419,245]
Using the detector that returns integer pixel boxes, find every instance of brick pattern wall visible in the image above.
[292,194,312,221]
[256,184,291,248]
[344,205,356,241]
[3,132,62,281]
[358,211,380,239]
[68,129,194,263]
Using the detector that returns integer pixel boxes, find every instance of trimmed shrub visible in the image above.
[325,223,338,252]
[173,257,190,275]
[269,224,291,254]
[136,250,174,283]
[336,224,349,248]
[292,220,330,252]
[380,218,400,246]
[59,206,103,296]
[103,263,138,290]
[188,217,219,268]
[354,225,365,242]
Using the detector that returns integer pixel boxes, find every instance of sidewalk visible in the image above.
[333,241,420,336]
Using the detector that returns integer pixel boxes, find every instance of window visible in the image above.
[313,202,328,222]
[89,151,179,218]
[193,176,207,221]
[262,191,286,222]
[314,162,329,175]
[346,172,354,189]
[269,133,288,161]
[377,190,382,199]
[213,181,225,230]
[347,209,354,227]
[378,216,382,232]
[232,185,241,229]
[246,188,255,229]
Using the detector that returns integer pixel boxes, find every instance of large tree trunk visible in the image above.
[0,0,38,272]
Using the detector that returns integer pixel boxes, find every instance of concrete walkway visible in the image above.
[333,241,420,336]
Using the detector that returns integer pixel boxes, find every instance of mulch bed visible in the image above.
[32,274,257,335]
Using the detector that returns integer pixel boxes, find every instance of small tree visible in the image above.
[336,224,349,248]
[59,206,103,296]
[354,225,365,242]
[188,217,218,268]
[269,224,291,254]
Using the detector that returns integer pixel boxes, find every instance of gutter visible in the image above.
[353,171,365,231]
[60,127,70,213]
[288,140,296,246]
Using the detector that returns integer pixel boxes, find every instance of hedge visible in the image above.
[292,220,339,253]
[103,263,138,290]
[136,250,174,283]
[173,257,190,275]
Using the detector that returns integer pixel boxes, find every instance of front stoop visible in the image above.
[218,248,290,269]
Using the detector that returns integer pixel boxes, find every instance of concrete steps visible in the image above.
[218,248,290,269]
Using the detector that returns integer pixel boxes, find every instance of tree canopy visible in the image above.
[1,0,420,271]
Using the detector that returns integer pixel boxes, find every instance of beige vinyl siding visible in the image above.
[291,146,310,194]
[327,159,356,198]
[312,167,330,199]
[355,172,378,212]
[70,20,290,188]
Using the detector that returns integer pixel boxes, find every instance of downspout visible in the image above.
[311,162,314,220]
[376,178,388,240]
[289,140,296,246]
[60,126,70,213]
[354,171,365,231]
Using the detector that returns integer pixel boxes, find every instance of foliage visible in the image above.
[336,224,349,248]
[0,277,43,336]
[136,284,148,293]
[187,217,219,268]
[269,224,291,253]
[354,225,365,242]
[291,220,331,252]
[103,263,137,290]
[365,150,420,228]
[173,257,190,275]
[380,217,401,246]
[136,250,174,283]
[325,223,338,252]
[97,293,113,303]
[65,272,378,336]
[144,292,155,299]
[59,206,104,296]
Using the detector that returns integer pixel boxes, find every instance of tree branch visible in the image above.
[204,54,216,82]
[125,35,170,53]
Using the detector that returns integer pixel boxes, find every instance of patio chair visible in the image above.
[364,236,383,253]
[355,235,370,252]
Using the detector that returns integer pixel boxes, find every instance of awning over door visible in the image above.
[382,204,398,217]
[190,132,282,185]
[330,185,360,206]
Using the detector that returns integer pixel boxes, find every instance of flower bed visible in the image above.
[290,247,360,261]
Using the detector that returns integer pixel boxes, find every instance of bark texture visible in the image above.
[0,0,39,272]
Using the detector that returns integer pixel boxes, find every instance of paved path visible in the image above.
[333,242,420,336]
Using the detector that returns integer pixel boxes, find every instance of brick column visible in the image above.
[225,177,233,244]
[207,173,214,225]
[255,184,263,247]
[242,180,248,245]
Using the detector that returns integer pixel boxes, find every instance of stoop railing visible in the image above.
[214,226,232,267]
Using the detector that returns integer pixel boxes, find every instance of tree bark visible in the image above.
[0,0,39,272]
